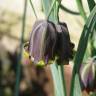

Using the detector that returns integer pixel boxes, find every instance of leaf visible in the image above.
[87,0,96,57]
[70,5,96,96]
[87,0,95,11]
[73,74,82,96]
[74,5,96,74]
[50,63,62,96]
[58,65,67,96]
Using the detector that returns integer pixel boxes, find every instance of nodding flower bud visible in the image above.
[24,20,74,66]
[80,57,96,92]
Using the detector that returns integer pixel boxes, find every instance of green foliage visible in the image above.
[87,0,96,57]
[70,4,96,96]
[70,0,96,96]
[87,0,95,11]
[50,63,62,96]
[73,74,82,96]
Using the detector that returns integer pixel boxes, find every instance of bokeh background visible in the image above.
[0,0,96,96]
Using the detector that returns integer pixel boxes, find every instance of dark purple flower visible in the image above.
[24,20,74,66]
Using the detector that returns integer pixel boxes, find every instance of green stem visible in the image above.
[47,0,57,19]
[60,4,80,15]
[14,0,27,96]
[76,0,87,21]
[30,0,38,19]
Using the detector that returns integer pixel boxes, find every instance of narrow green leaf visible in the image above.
[70,5,96,96]
[73,74,82,96]
[87,0,96,57]
[50,63,62,96]
[87,0,95,11]
[74,5,96,73]
[58,65,67,96]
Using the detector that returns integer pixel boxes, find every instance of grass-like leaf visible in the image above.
[73,74,82,96]
[87,0,95,11]
[50,63,62,96]
[58,65,67,96]
[70,5,96,96]
[87,0,96,57]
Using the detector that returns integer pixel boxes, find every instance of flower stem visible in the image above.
[30,0,38,19]
[76,0,87,21]
[47,0,57,19]
[14,0,27,96]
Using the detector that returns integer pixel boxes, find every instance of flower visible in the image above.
[80,57,96,92]
[24,20,74,66]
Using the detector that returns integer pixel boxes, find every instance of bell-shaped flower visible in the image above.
[24,20,74,66]
[80,57,96,91]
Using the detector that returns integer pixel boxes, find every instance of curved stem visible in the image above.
[60,4,80,15]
